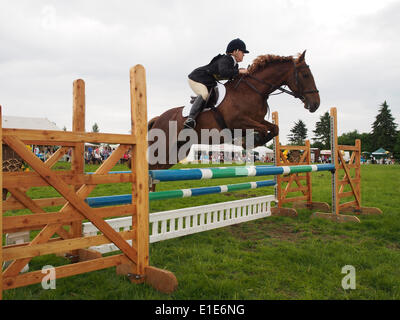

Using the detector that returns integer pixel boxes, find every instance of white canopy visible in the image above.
[191,143,242,153]
[2,116,61,130]
[185,144,243,162]
[252,146,274,156]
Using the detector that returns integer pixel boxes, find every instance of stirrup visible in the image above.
[184,118,196,129]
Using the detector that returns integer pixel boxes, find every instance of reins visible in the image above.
[233,74,272,119]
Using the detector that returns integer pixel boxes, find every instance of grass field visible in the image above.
[2,162,400,300]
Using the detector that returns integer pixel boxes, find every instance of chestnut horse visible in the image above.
[148,51,319,170]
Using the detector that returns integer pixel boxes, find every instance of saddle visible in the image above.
[182,83,226,118]
[189,86,219,108]
[189,85,229,130]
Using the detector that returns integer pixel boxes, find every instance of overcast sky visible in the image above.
[1,0,399,144]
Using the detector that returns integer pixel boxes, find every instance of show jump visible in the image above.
[0,65,381,298]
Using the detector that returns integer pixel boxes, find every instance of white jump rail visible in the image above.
[83,195,276,254]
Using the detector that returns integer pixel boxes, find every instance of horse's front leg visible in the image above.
[259,119,279,143]
[235,118,276,147]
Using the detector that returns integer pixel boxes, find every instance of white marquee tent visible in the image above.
[184,144,244,163]
[252,146,274,158]
[2,116,61,130]
[182,144,275,164]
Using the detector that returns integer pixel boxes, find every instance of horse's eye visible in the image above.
[302,73,309,79]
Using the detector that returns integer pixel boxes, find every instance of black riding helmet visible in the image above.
[226,38,249,54]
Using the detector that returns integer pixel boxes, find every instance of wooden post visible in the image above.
[353,138,381,215]
[331,107,340,216]
[119,65,177,293]
[272,112,281,208]
[305,139,312,205]
[70,80,85,261]
[72,79,85,175]
[355,139,361,210]
[1,105,3,300]
[130,65,149,277]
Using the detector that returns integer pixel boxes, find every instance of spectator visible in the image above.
[94,148,102,164]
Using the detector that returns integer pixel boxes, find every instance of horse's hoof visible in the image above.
[183,118,196,129]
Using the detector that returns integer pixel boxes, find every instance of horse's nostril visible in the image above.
[309,102,319,113]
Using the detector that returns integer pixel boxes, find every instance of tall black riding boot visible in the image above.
[184,95,205,129]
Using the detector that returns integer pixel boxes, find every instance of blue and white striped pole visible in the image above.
[149,164,335,182]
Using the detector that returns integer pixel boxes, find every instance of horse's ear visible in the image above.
[298,50,306,62]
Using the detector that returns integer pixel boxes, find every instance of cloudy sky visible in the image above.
[1,0,399,144]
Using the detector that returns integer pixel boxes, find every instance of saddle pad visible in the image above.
[182,82,226,118]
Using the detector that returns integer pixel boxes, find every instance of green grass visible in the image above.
[2,162,400,300]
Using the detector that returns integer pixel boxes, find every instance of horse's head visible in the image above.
[287,50,320,113]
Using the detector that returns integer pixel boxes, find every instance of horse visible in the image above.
[147,50,320,171]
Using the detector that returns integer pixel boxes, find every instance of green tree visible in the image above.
[338,130,360,146]
[359,132,374,152]
[310,141,325,150]
[393,131,400,160]
[62,126,67,131]
[312,112,330,149]
[371,101,398,151]
[92,123,99,133]
[288,120,307,145]
[338,130,374,153]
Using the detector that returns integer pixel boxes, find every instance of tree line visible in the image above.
[284,101,399,159]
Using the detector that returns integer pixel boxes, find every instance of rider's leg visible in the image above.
[184,95,205,128]
[184,79,208,129]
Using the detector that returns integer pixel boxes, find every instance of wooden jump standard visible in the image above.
[312,107,382,221]
[0,65,177,300]
[272,108,381,222]
[273,111,330,216]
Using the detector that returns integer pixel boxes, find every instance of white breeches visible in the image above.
[188,79,209,100]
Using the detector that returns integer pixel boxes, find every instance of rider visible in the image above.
[183,38,250,129]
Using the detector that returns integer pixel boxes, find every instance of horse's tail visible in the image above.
[148,116,160,131]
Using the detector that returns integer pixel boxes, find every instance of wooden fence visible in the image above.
[0,65,177,299]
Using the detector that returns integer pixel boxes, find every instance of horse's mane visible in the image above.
[248,54,297,74]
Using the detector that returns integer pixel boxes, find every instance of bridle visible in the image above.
[290,64,320,100]
[234,62,319,104]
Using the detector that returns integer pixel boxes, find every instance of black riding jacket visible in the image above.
[188,54,239,88]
